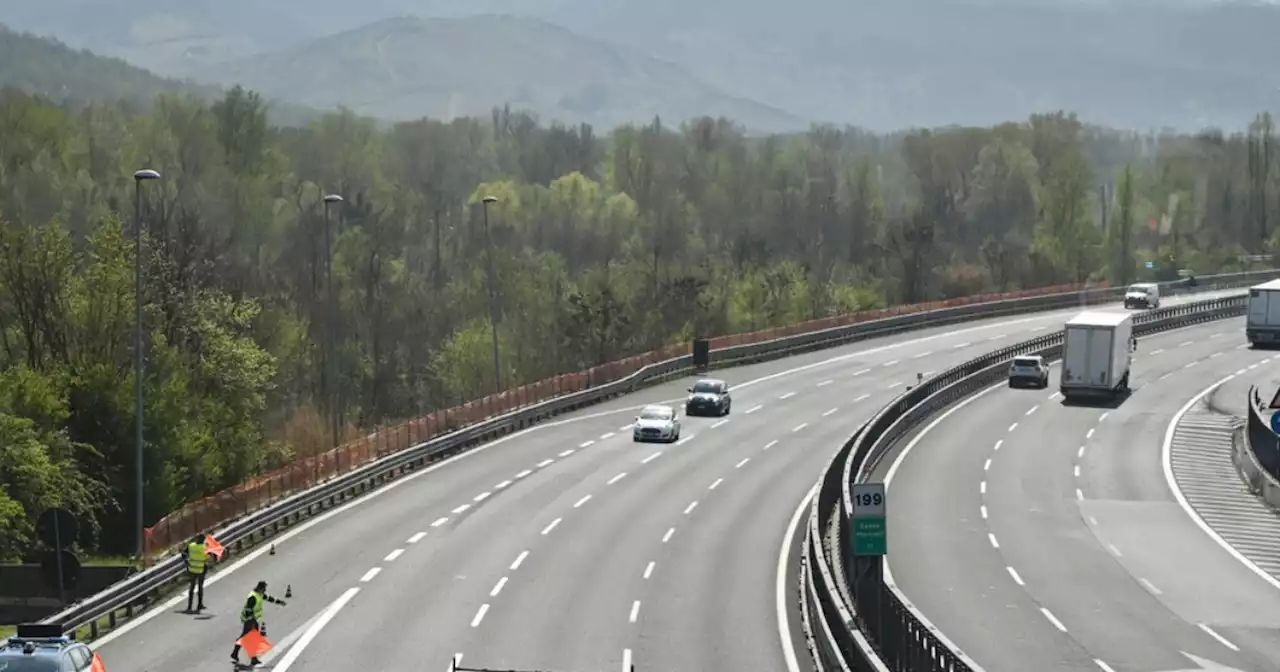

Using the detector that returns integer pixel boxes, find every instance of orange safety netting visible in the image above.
[141,281,1099,557]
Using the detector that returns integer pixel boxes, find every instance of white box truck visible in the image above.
[1060,310,1135,401]
[1246,279,1280,347]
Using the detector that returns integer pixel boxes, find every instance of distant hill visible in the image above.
[185,15,806,133]
[0,24,321,126]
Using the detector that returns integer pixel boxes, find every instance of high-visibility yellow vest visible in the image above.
[186,542,207,574]
[242,591,264,622]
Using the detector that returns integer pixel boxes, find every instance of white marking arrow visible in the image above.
[1157,652,1248,672]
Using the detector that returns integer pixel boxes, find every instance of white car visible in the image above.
[1008,355,1049,389]
[633,405,681,443]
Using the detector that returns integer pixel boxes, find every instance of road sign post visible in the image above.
[851,483,887,557]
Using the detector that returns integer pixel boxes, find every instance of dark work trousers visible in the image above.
[186,571,206,610]
[231,620,260,661]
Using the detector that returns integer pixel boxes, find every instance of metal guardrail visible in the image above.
[38,270,1276,643]
[800,287,1255,670]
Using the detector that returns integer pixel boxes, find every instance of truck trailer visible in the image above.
[1246,279,1280,347]
[1060,310,1135,401]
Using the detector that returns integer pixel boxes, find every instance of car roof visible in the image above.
[1013,355,1042,361]
[694,378,725,385]
[641,404,672,412]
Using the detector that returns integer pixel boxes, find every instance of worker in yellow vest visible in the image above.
[231,580,286,667]
[184,534,209,613]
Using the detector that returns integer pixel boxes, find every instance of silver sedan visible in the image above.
[632,405,681,443]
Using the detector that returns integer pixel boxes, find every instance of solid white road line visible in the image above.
[644,561,655,579]
[359,567,381,582]
[510,550,529,570]
[1040,607,1068,632]
[471,603,490,628]
[541,518,562,535]
[490,577,508,597]
[778,485,815,672]
[408,532,426,544]
[1198,623,1240,651]
[384,548,404,562]
[274,587,361,672]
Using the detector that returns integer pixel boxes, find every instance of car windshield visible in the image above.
[639,408,672,420]
[1127,285,1148,294]
[1012,357,1039,367]
[0,656,62,672]
[691,381,721,394]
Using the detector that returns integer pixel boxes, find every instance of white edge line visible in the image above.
[1162,373,1280,595]
[882,380,1002,672]
[274,587,361,672]
[778,484,816,672]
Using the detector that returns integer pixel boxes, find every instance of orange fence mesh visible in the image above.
[142,281,1098,556]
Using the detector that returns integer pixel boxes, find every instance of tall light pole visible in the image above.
[481,195,501,391]
[132,168,160,563]
[323,194,344,453]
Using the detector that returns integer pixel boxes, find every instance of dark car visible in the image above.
[0,625,102,672]
[685,378,731,416]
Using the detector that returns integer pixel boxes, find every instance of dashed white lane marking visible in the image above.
[431,517,449,527]
[580,440,595,448]
[1077,489,1084,500]
[619,425,631,431]
[1009,422,1018,432]
[736,457,751,468]
[471,603,490,628]
[1040,607,1068,632]
[1094,659,1117,672]
[510,551,529,570]
[1030,326,1046,332]
[490,577,508,596]
[746,404,763,414]
[684,501,699,515]
[1074,465,1081,477]
[823,407,839,417]
[676,435,695,445]
[574,495,592,508]
[559,449,575,457]
[516,469,533,479]
[450,654,464,672]
[712,419,730,428]
[1078,446,1086,458]
[884,360,900,367]
[474,492,491,502]
[853,369,870,376]
[1087,428,1095,439]
[1160,372,1174,381]
[1107,543,1122,557]
[1210,352,1223,359]
[1179,340,1194,348]
[1236,368,1248,376]
[1089,516,1098,525]
[1198,623,1240,651]
[988,533,1000,548]
[622,649,632,672]
[644,561,655,579]
[1007,566,1025,585]
[818,379,834,386]
[983,458,992,471]
[913,351,931,359]
[792,423,808,432]
[980,481,987,494]
[980,505,988,519]
[662,528,675,543]
[1026,405,1039,416]
[1151,348,1165,355]
[601,432,615,440]
[1139,578,1162,595]
[990,333,1008,340]
[629,600,642,623]
[541,518,562,535]
[994,439,1003,451]
[642,452,662,464]
[709,478,724,490]
[608,472,628,485]
[763,440,778,450]
[1049,392,1062,401]
[452,504,471,514]
[408,532,426,544]
[854,393,871,402]
[1184,361,1199,369]
[888,381,903,389]
[780,392,796,399]
[1210,332,1224,339]
[536,459,555,468]
[1099,412,1109,422]
[1237,344,1248,349]
[360,567,381,582]
[952,342,972,349]
[384,549,404,562]
[495,480,512,489]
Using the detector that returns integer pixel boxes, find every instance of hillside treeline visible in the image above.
[0,83,1274,558]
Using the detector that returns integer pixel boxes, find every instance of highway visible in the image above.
[88,290,1238,672]
[879,316,1280,672]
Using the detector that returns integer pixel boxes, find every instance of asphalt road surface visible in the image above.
[90,290,1241,672]
[879,315,1280,672]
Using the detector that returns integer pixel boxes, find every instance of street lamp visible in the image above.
[481,195,501,391]
[132,168,160,563]
[322,194,343,454]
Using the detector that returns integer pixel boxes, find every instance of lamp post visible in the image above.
[481,195,501,391]
[323,194,344,456]
[132,168,160,563]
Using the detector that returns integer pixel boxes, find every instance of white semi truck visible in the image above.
[1246,279,1280,347]
[1060,310,1135,401]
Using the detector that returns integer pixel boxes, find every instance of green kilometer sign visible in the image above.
[853,517,887,556]
[851,482,887,557]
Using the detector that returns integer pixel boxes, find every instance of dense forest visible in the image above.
[0,83,1275,560]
